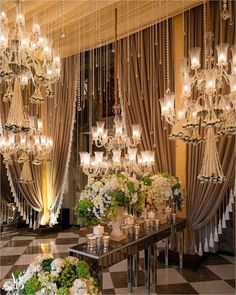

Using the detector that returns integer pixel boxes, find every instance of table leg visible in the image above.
[127,255,133,293]
[179,231,184,269]
[150,244,157,293]
[144,247,150,294]
[165,238,169,267]
[133,252,139,287]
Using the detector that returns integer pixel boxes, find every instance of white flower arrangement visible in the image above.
[3,256,101,295]
[75,172,143,225]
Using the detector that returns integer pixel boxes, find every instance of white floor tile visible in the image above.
[0,246,28,256]
[11,236,35,241]
[103,272,113,289]
[15,254,52,265]
[0,240,10,248]
[206,264,235,280]
[156,268,187,285]
[0,265,12,280]
[220,254,236,264]
[109,259,127,272]
[190,280,235,294]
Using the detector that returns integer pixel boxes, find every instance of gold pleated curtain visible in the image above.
[0,55,76,225]
[119,21,176,175]
[186,2,235,253]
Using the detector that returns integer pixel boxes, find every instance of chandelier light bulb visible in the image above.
[114,119,123,135]
[216,43,229,66]
[177,110,185,120]
[0,26,9,47]
[179,57,189,77]
[228,74,236,95]
[0,11,7,23]
[132,124,141,140]
[37,119,43,132]
[16,13,25,25]
[32,15,41,34]
[34,135,40,145]
[8,135,15,146]
[102,129,108,141]
[205,69,217,95]
[80,152,90,166]
[128,148,137,162]
[96,121,105,136]
[94,151,104,164]
[41,135,46,146]
[230,44,236,65]
[20,32,30,49]
[20,75,28,86]
[189,47,201,70]
[113,149,121,163]
[181,76,192,98]
[20,134,26,145]
[38,36,45,46]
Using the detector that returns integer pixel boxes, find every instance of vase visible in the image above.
[110,207,126,241]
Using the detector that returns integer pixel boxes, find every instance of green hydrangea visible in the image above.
[76,261,90,278]
[75,199,97,226]
[41,258,53,272]
[57,265,77,288]
[57,286,69,295]
[24,277,41,295]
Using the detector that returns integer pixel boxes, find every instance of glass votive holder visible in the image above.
[134,224,140,235]
[103,235,110,248]
[154,219,160,229]
[123,225,129,235]
[172,213,176,223]
[88,236,96,248]
[128,225,134,236]
[96,234,103,247]
[144,219,151,228]
[86,234,93,244]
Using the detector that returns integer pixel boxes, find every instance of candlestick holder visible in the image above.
[103,235,110,248]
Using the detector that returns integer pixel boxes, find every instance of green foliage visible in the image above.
[75,199,97,226]
[160,172,171,178]
[58,265,77,288]
[76,261,90,279]
[107,197,118,219]
[115,191,129,207]
[126,181,135,193]
[13,271,22,280]
[41,258,53,272]
[24,277,41,295]
[56,287,69,295]
[116,173,126,179]
[143,176,152,186]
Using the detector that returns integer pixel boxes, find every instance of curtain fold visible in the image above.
[46,55,77,221]
[0,55,77,225]
[186,2,235,253]
[119,21,175,175]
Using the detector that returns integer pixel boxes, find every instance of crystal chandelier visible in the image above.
[80,119,155,178]
[160,4,236,183]
[79,9,155,178]
[0,0,61,133]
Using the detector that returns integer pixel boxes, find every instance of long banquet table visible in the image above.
[68,218,186,294]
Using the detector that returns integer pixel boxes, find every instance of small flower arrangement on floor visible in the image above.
[3,256,101,295]
[75,172,143,226]
[141,172,184,211]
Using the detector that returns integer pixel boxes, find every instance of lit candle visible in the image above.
[93,224,104,235]
[102,235,110,247]
[134,224,140,235]
[155,219,160,229]
[88,236,96,248]
[148,211,155,219]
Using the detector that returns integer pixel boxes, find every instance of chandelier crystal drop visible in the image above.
[160,6,236,184]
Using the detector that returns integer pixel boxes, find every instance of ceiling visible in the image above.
[3,0,203,58]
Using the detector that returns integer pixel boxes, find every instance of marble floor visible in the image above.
[0,228,235,295]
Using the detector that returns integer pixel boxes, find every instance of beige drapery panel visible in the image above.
[46,55,77,221]
[186,2,235,253]
[0,55,77,225]
[119,21,175,175]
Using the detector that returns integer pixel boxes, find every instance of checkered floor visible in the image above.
[0,227,235,294]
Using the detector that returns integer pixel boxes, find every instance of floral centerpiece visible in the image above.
[141,172,184,211]
[3,256,100,295]
[75,172,143,240]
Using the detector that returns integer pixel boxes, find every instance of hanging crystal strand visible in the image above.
[198,128,225,183]
[209,219,214,248]
[23,199,26,220]
[214,214,219,242]
[150,26,154,135]
[222,198,227,228]
[26,203,29,224]
[198,230,203,256]
[204,226,209,252]
[141,30,144,100]
[218,207,223,234]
